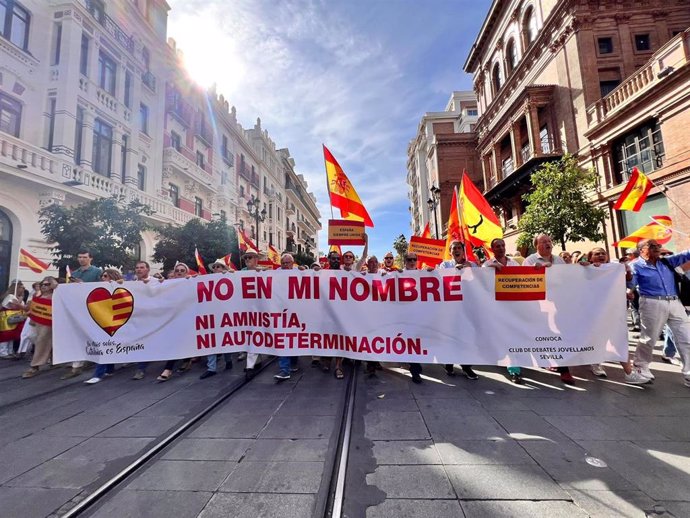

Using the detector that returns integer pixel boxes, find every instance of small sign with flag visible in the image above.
[495,266,546,301]
[408,236,445,266]
[328,219,365,246]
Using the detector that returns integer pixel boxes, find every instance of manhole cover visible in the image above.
[585,456,607,468]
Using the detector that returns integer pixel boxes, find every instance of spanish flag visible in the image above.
[194,247,208,275]
[613,215,673,248]
[222,254,238,271]
[323,145,374,227]
[267,245,281,267]
[19,248,50,273]
[237,228,259,254]
[417,223,433,269]
[613,167,652,212]
[421,222,432,239]
[444,187,478,263]
[459,172,502,249]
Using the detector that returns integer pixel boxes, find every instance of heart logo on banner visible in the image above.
[86,287,134,337]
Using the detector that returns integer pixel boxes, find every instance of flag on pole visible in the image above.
[613,167,652,212]
[237,228,259,254]
[66,265,72,283]
[417,223,433,269]
[459,172,503,249]
[323,145,374,227]
[421,222,432,239]
[267,245,281,267]
[613,215,673,248]
[329,244,342,256]
[443,186,479,263]
[194,247,208,275]
[18,248,50,273]
[221,254,238,271]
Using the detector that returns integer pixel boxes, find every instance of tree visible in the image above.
[153,217,239,272]
[516,154,606,251]
[392,234,408,269]
[39,196,153,271]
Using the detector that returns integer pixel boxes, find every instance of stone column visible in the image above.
[81,109,95,170]
[526,103,542,157]
[493,141,502,182]
[111,127,123,182]
[510,122,521,168]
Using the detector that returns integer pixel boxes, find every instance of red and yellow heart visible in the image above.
[86,287,134,336]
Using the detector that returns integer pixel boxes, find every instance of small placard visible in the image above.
[495,266,546,301]
[408,236,445,266]
[328,219,365,246]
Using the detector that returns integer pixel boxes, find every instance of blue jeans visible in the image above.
[278,356,296,373]
[94,364,114,378]
[663,325,676,358]
[207,353,232,372]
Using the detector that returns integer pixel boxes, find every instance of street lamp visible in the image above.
[247,194,267,247]
[427,184,441,239]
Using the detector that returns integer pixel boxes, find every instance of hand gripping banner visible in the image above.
[53,265,628,367]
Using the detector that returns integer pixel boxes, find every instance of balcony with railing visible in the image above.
[195,120,214,147]
[163,147,214,187]
[586,30,690,127]
[286,203,296,216]
[1,132,195,225]
[85,0,135,55]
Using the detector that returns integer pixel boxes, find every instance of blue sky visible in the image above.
[166,0,492,259]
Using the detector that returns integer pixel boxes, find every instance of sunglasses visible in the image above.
[384,257,393,260]
[174,269,187,273]
[40,283,52,287]
[405,257,417,261]
[343,255,354,260]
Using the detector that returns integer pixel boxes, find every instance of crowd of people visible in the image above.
[1,234,688,390]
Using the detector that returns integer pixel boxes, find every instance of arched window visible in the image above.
[506,39,518,73]
[492,63,502,94]
[523,7,537,46]
[0,209,13,291]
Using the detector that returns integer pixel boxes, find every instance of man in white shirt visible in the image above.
[523,234,566,267]
[438,241,478,380]
[483,238,522,383]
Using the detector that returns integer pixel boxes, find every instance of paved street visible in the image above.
[0,333,689,517]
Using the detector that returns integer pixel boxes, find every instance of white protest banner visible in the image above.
[53,264,628,367]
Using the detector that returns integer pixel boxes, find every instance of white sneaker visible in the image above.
[84,377,102,384]
[625,370,652,385]
[591,364,607,377]
[637,367,655,380]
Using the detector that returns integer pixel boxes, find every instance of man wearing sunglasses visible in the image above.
[381,252,400,272]
[629,239,690,386]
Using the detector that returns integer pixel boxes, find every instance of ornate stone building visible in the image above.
[464,0,690,253]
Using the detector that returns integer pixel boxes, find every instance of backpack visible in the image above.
[660,258,690,306]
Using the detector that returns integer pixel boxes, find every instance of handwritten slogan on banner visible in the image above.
[53,265,628,367]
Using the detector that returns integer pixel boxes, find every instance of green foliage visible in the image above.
[153,217,239,272]
[38,196,153,270]
[516,154,606,251]
[392,234,408,268]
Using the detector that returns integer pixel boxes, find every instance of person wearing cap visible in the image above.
[628,239,690,386]
[200,255,234,379]
[242,250,263,377]
[310,262,322,271]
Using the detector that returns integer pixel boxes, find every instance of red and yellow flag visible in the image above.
[267,245,281,267]
[237,229,259,254]
[613,167,652,212]
[417,223,433,269]
[194,247,208,275]
[19,248,50,273]
[329,244,342,256]
[421,222,432,239]
[323,145,374,227]
[613,215,673,248]
[459,172,502,249]
[222,254,238,271]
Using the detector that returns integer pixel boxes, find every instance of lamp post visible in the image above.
[427,184,441,239]
[247,194,267,248]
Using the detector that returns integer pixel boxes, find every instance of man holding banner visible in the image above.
[439,241,478,380]
[629,239,690,386]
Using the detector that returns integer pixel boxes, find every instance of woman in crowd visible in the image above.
[84,269,124,384]
[17,282,41,358]
[22,277,57,378]
[157,263,193,381]
[0,280,28,358]
[559,251,573,264]
[587,247,649,384]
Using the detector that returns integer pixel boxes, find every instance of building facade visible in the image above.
[464,0,690,254]
[406,91,480,239]
[0,0,319,290]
